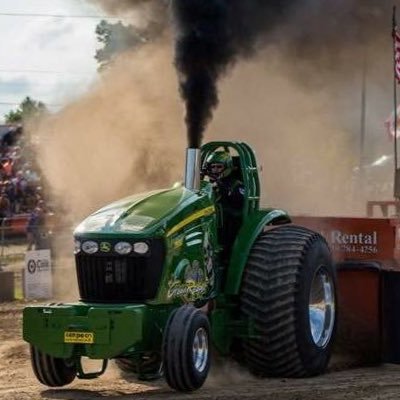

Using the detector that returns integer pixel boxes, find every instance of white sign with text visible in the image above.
[24,249,52,300]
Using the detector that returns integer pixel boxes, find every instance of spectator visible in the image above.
[0,125,49,239]
[1,157,13,178]
[0,191,11,222]
[11,171,27,213]
[26,201,46,251]
[2,125,22,147]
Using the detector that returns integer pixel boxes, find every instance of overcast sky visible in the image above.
[0,0,108,122]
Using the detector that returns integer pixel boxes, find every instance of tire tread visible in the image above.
[240,225,333,377]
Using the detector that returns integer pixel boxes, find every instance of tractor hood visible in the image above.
[74,184,212,238]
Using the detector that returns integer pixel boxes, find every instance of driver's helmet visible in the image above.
[204,150,233,180]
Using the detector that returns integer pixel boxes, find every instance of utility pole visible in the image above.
[360,51,367,175]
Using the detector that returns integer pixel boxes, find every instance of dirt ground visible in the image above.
[2,302,400,400]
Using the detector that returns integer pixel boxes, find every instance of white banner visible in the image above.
[24,249,53,300]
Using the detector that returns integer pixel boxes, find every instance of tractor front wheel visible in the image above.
[30,345,77,387]
[162,305,210,392]
[240,225,337,377]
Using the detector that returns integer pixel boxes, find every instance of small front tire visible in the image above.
[162,305,210,392]
[31,345,77,387]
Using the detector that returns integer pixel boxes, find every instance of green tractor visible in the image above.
[23,141,337,392]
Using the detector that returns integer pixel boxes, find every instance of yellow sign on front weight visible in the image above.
[64,331,94,344]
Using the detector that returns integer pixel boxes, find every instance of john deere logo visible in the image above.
[100,242,111,253]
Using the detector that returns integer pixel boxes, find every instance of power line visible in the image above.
[0,12,119,19]
[0,102,20,106]
[0,68,96,76]
[0,101,61,107]
[0,81,89,88]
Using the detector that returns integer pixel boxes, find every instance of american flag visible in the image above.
[388,11,400,140]
[395,25,400,83]
[385,105,400,139]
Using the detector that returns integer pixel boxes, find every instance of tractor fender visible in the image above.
[224,209,291,295]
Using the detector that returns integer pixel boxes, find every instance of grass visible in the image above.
[14,285,23,300]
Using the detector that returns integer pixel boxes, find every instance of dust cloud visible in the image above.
[208,30,395,217]
[26,3,396,297]
[32,41,185,297]
[209,50,393,217]
[34,18,393,227]
[36,41,184,225]
[77,2,395,219]
[209,58,353,216]
[206,359,256,389]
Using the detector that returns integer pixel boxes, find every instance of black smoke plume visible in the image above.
[172,0,295,148]
[172,0,397,148]
[92,0,398,148]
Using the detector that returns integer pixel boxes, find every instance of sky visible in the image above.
[0,0,109,122]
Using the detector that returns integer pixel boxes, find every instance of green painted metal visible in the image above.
[74,185,198,238]
[224,209,291,295]
[210,301,260,355]
[23,303,173,359]
[210,308,232,354]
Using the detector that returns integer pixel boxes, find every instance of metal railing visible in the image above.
[0,216,29,272]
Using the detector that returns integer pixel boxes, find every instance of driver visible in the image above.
[204,150,245,212]
[203,150,245,263]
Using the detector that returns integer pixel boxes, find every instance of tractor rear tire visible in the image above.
[30,345,77,387]
[162,305,210,392]
[240,225,337,378]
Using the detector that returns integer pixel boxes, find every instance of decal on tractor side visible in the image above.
[167,218,217,302]
[167,258,208,302]
[64,331,94,344]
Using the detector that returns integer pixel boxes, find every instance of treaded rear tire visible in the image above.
[30,345,77,387]
[240,225,337,378]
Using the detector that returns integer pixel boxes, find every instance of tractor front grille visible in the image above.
[75,239,165,303]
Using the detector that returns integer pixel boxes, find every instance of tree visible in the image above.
[95,19,164,69]
[4,97,47,124]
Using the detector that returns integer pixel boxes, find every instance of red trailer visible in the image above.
[293,200,400,363]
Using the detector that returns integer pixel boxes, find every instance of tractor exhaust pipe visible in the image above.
[184,148,201,191]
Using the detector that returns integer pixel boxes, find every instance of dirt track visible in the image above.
[2,302,400,400]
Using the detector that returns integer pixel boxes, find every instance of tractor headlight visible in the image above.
[115,241,132,255]
[82,241,99,254]
[133,242,149,255]
[74,240,81,254]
